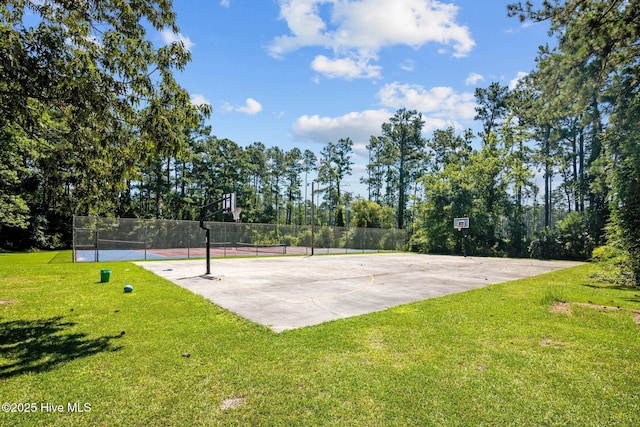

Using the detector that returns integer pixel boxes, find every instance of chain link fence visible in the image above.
[73,216,407,262]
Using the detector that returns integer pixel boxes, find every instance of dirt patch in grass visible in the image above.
[579,302,625,311]
[220,397,245,410]
[581,303,640,326]
[551,301,640,325]
[0,299,17,306]
[540,338,567,348]
[365,330,385,350]
[550,302,572,315]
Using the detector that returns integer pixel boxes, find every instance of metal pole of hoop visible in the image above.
[310,182,325,256]
[454,217,469,258]
[200,192,238,276]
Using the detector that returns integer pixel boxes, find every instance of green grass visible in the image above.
[1,252,639,426]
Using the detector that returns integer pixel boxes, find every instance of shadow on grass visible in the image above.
[582,283,638,291]
[0,316,123,379]
[580,283,640,304]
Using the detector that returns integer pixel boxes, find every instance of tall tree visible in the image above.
[379,109,426,229]
[301,149,317,224]
[317,138,353,225]
[475,82,510,140]
[509,0,640,282]
[0,0,209,247]
[265,146,286,223]
[244,142,267,221]
[415,128,474,254]
[499,113,535,257]
[363,136,384,203]
[427,127,472,173]
[284,148,303,225]
[0,123,34,247]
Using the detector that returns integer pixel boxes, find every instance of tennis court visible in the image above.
[75,245,376,262]
[73,216,407,262]
[136,253,583,332]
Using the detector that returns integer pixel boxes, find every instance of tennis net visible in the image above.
[234,242,287,255]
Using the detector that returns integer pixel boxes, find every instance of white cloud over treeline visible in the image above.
[269,0,474,79]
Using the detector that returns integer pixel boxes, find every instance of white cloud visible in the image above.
[293,81,478,144]
[292,109,391,143]
[509,71,528,90]
[465,72,484,86]
[219,101,234,113]
[330,0,474,56]
[236,98,263,115]
[220,0,230,7]
[423,117,456,132]
[377,82,476,121]
[292,80,480,146]
[190,94,211,106]
[160,29,194,51]
[352,143,370,158]
[269,0,331,58]
[400,59,415,72]
[269,0,474,79]
[311,55,381,79]
[292,105,468,150]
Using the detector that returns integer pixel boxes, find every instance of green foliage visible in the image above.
[343,226,404,250]
[0,194,29,229]
[604,97,640,286]
[0,0,209,248]
[590,245,636,287]
[529,213,593,260]
[0,125,35,233]
[280,234,299,246]
[528,227,562,260]
[350,200,394,229]
[591,245,619,263]
[312,226,332,248]
[556,211,595,259]
[415,125,515,256]
[509,0,640,281]
[378,109,427,229]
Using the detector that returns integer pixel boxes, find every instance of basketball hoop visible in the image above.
[231,208,242,222]
[453,216,470,258]
[453,217,469,231]
[200,192,238,275]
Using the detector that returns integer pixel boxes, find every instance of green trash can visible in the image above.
[100,270,111,283]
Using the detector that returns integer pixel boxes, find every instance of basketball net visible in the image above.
[231,208,242,222]
[457,225,463,232]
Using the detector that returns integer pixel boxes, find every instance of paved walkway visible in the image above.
[136,253,582,332]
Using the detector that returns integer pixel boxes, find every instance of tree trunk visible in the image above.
[543,125,552,228]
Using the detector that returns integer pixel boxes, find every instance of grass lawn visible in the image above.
[1,252,639,426]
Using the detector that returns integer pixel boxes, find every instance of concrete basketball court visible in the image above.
[136,253,582,333]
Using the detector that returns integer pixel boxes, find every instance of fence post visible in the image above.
[72,216,76,263]
[144,219,148,261]
[95,218,99,262]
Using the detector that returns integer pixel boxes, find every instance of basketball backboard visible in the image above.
[222,192,236,212]
[453,217,470,230]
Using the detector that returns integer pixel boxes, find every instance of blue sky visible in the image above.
[159,0,551,196]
